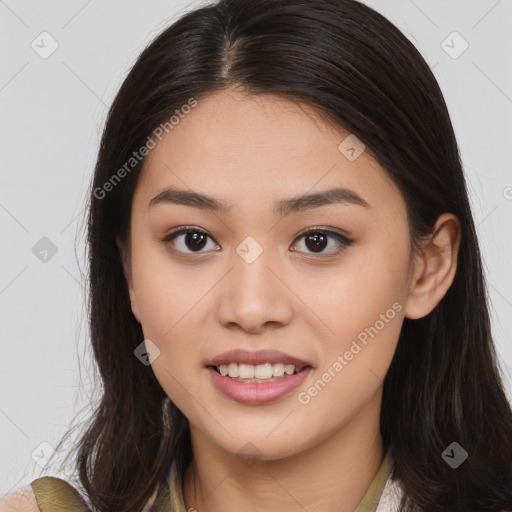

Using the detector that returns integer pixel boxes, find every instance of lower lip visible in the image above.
[207,366,312,405]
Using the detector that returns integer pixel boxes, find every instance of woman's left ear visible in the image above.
[404,213,462,320]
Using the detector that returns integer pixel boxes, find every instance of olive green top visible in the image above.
[30,477,89,511]
[30,449,393,512]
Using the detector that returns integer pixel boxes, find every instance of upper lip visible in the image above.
[207,349,313,368]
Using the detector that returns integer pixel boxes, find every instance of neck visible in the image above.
[183,390,385,512]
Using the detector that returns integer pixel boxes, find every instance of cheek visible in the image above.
[131,253,207,411]
[129,238,215,401]
[296,289,403,424]
[298,235,408,402]
[304,237,409,345]
[130,235,202,337]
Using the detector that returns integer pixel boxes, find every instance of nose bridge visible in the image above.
[236,235,276,293]
[216,235,292,331]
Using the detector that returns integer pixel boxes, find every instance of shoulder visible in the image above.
[375,474,512,512]
[0,485,40,512]
[1,479,159,512]
[375,473,403,512]
[1,477,89,512]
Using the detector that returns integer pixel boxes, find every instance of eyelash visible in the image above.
[161,226,354,257]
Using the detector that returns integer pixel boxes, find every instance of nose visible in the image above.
[215,245,294,334]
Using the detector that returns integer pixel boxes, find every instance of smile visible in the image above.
[207,364,313,405]
[214,362,306,380]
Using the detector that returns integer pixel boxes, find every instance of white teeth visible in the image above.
[254,363,273,379]
[273,363,285,376]
[217,362,304,379]
[284,364,295,375]
[238,364,255,379]
[228,362,239,378]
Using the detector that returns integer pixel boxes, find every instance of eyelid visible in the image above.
[295,226,352,242]
[162,226,211,243]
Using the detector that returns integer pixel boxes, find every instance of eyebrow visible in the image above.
[147,186,369,216]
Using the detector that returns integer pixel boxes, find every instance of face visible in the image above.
[121,88,414,460]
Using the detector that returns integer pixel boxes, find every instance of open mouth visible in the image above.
[208,363,312,383]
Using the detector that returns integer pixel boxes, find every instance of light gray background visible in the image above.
[1,0,511,494]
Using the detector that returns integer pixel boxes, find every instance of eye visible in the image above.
[161,226,219,254]
[291,228,353,256]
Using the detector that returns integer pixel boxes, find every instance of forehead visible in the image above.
[135,88,404,217]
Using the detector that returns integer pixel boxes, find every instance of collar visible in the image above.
[166,448,395,512]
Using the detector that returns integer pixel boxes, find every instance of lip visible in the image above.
[207,348,313,367]
[207,365,313,405]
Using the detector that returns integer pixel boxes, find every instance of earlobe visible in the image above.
[404,213,461,320]
[129,298,142,324]
[116,236,142,324]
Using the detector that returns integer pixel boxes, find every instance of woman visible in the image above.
[2,0,511,510]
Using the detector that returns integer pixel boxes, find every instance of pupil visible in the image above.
[186,232,207,251]
[305,233,327,252]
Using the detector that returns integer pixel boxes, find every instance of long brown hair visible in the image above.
[51,0,512,510]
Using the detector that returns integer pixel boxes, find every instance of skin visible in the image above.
[118,88,461,512]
